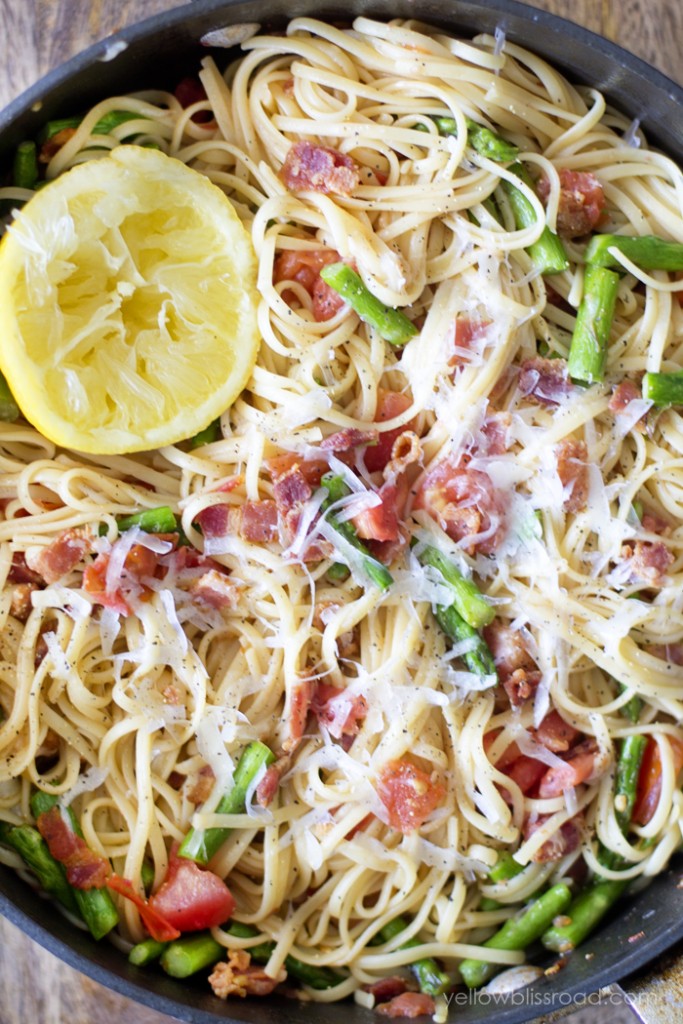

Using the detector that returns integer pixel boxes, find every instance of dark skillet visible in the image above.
[2,2,683,1021]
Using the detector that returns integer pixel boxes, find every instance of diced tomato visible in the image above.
[505,755,547,796]
[273,248,345,321]
[537,169,605,238]
[414,457,505,555]
[106,874,181,942]
[149,851,235,932]
[376,759,445,833]
[633,736,683,826]
[83,542,157,616]
[535,710,580,753]
[364,391,414,473]
[538,739,602,798]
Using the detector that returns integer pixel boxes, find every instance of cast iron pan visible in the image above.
[2,2,683,1021]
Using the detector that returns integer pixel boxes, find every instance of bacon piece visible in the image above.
[37,806,111,890]
[537,169,605,238]
[209,949,286,999]
[641,508,671,536]
[376,759,445,833]
[281,141,360,196]
[237,500,279,543]
[174,76,213,123]
[39,126,76,163]
[283,678,315,753]
[414,458,505,556]
[256,758,290,808]
[483,621,541,708]
[524,812,584,863]
[195,503,231,540]
[365,977,410,1002]
[106,874,181,942]
[266,453,328,488]
[354,475,410,545]
[621,540,674,586]
[449,315,492,368]
[376,992,436,1018]
[519,357,574,407]
[538,739,607,798]
[311,682,368,739]
[188,765,216,805]
[190,569,239,610]
[476,413,512,457]
[9,583,39,622]
[273,465,312,510]
[555,438,589,513]
[609,380,641,415]
[364,391,415,474]
[320,428,379,453]
[8,552,45,586]
[535,710,581,753]
[28,528,92,584]
[646,643,683,666]
[83,543,157,616]
[273,249,345,321]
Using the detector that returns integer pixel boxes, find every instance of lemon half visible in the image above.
[0,146,260,453]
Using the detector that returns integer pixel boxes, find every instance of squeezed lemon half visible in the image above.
[0,145,260,454]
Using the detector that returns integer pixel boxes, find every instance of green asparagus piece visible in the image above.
[378,916,451,996]
[318,263,418,347]
[642,370,683,407]
[129,938,168,966]
[619,687,643,724]
[541,877,628,953]
[432,115,519,162]
[140,860,155,895]
[179,741,275,865]
[434,604,497,678]
[0,821,78,914]
[13,141,39,189]
[615,734,647,833]
[226,922,345,989]
[326,561,351,582]
[38,110,142,143]
[567,265,620,384]
[585,233,683,272]
[501,163,569,274]
[30,791,119,940]
[161,932,224,977]
[460,883,572,987]
[413,541,494,629]
[488,850,525,884]
[189,418,221,448]
[0,373,20,422]
[117,506,178,534]
[320,473,394,591]
[479,897,504,911]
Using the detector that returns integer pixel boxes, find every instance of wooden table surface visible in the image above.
[1,1,682,1022]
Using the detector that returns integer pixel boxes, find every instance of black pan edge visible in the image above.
[2,1,683,1021]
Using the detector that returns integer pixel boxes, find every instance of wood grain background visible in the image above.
[0,1,681,1022]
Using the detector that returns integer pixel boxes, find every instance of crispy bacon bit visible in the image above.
[37,806,111,889]
[174,76,213,123]
[535,710,581,753]
[27,529,92,584]
[376,759,445,833]
[647,643,683,666]
[609,380,642,416]
[365,977,410,1002]
[9,583,39,622]
[484,621,541,708]
[555,438,589,513]
[538,739,608,798]
[415,458,506,556]
[621,540,674,586]
[311,683,368,739]
[256,758,290,808]
[8,552,44,586]
[267,453,328,489]
[283,678,315,753]
[364,391,416,474]
[39,126,76,163]
[273,249,345,321]
[195,503,231,540]
[537,169,605,238]
[320,428,379,453]
[476,413,512,457]
[384,431,422,483]
[641,508,671,536]
[354,474,410,545]
[188,765,216,805]
[238,500,278,543]
[376,992,436,1018]
[524,812,584,863]
[281,141,360,196]
[273,465,312,510]
[519,357,574,407]
[190,569,239,610]
[83,543,157,616]
[449,315,492,368]
[209,949,287,999]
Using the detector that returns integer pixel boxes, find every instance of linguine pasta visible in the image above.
[1,15,683,1010]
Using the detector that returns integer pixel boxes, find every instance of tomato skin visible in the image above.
[376,759,445,833]
[364,391,414,473]
[633,736,683,826]
[149,853,235,931]
[106,874,180,942]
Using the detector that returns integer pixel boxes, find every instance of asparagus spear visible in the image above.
[541,877,628,954]
[129,938,168,966]
[0,373,20,422]
[30,791,119,940]
[117,506,178,534]
[226,922,345,989]
[377,916,451,996]
[38,110,142,142]
[585,233,683,271]
[320,473,394,591]
[619,684,643,724]
[161,932,225,977]
[460,883,572,987]
[326,561,351,582]
[413,540,494,629]
[642,370,683,407]
[488,850,525,884]
[189,418,221,448]
[501,164,569,274]
[318,263,418,347]
[432,115,519,162]
[434,604,497,678]
[0,821,78,914]
[13,141,39,189]
[567,265,620,384]
[178,741,275,865]
[614,734,647,833]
